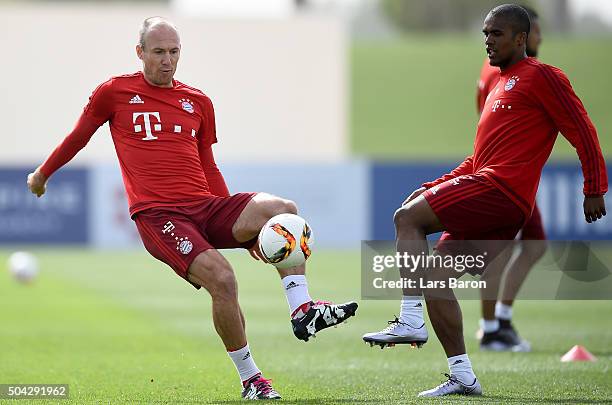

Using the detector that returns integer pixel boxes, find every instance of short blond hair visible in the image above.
[138,17,178,49]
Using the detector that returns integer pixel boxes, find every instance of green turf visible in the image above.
[1,249,610,403]
[351,35,612,160]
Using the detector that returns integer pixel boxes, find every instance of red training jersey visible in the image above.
[423,57,607,217]
[477,58,500,114]
[40,72,230,216]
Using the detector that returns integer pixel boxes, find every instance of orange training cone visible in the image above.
[561,345,597,362]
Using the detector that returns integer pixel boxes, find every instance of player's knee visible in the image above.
[268,197,298,216]
[284,199,298,214]
[394,206,418,231]
[520,240,547,262]
[190,254,238,300]
[210,269,238,301]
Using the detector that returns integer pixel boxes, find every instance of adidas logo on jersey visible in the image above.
[129,95,144,104]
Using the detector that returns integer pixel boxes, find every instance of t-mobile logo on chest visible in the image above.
[491,100,513,113]
[132,112,196,140]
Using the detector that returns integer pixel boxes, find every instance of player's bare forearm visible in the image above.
[27,168,48,198]
[583,195,606,223]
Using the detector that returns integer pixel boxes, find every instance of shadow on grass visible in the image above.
[208,400,381,404]
[167,395,612,404]
[479,395,612,404]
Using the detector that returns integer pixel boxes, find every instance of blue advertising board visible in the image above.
[220,161,370,248]
[0,168,89,244]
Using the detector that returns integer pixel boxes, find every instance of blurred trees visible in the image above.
[381,0,537,32]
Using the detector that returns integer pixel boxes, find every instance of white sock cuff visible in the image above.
[399,295,424,326]
[282,275,312,315]
[479,318,500,333]
[447,353,470,366]
[495,302,513,320]
[448,353,476,384]
[282,274,307,289]
[227,344,261,383]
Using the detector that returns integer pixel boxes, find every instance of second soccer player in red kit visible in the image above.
[27,17,357,401]
[363,4,607,398]
[475,5,545,353]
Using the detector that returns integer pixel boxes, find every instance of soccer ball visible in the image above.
[258,214,313,269]
[7,251,39,283]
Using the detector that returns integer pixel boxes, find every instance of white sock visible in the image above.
[227,344,261,384]
[399,295,424,326]
[282,275,312,316]
[479,318,500,333]
[448,354,477,385]
[495,302,513,320]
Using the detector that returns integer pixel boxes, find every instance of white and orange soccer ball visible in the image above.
[258,214,313,269]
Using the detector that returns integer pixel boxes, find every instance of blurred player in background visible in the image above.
[364,4,607,397]
[475,4,545,352]
[27,17,357,401]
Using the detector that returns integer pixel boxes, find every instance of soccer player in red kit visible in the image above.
[363,4,606,397]
[27,17,357,401]
[476,5,545,352]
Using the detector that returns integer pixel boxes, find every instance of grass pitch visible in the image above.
[1,249,611,403]
[351,35,612,160]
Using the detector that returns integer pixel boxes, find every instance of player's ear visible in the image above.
[136,44,144,60]
[516,32,527,47]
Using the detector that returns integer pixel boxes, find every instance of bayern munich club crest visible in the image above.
[179,98,194,114]
[505,76,519,91]
[176,237,193,255]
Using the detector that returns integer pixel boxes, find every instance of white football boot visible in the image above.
[418,374,482,397]
[362,317,428,349]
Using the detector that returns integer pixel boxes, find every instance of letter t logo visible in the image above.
[133,112,161,140]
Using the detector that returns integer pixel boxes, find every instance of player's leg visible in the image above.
[500,239,545,305]
[370,175,521,397]
[419,264,481,397]
[134,208,279,400]
[500,204,546,306]
[363,194,442,347]
[416,177,523,397]
[186,250,281,400]
[477,245,520,350]
[478,245,534,351]
[392,187,465,357]
[486,204,546,352]
[211,192,357,341]
[187,250,246,350]
[231,193,314,316]
[390,194,481,396]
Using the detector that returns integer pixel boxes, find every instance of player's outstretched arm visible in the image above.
[583,195,606,223]
[27,169,48,198]
[26,80,113,198]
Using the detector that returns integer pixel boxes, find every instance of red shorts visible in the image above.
[134,192,257,287]
[422,175,525,269]
[519,203,546,240]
